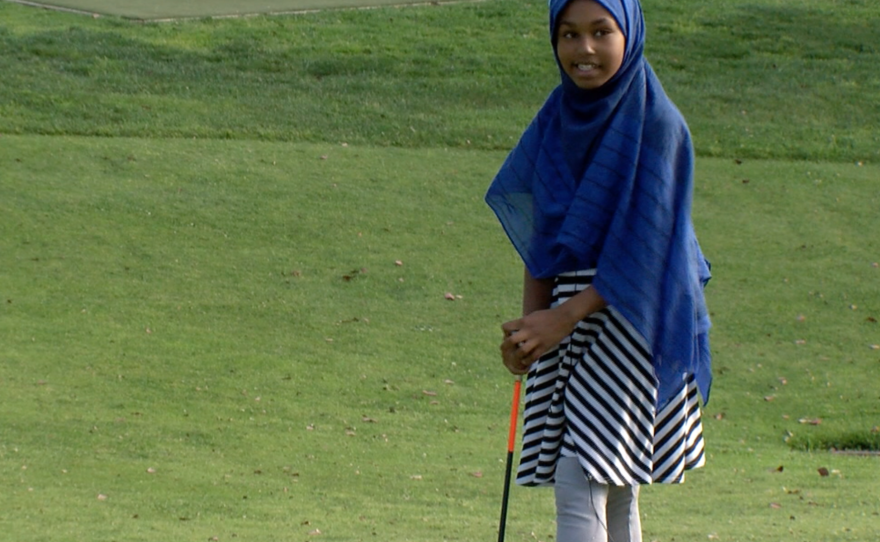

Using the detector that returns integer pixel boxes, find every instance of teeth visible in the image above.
[577,63,596,71]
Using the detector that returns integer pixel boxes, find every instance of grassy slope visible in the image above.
[0,0,878,161]
[1,0,880,540]
[11,0,470,19]
[0,136,517,541]
[3,136,878,542]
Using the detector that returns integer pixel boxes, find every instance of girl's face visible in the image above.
[555,0,626,90]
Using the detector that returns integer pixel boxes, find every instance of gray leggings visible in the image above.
[554,457,642,542]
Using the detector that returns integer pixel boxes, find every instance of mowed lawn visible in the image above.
[7,0,469,19]
[3,135,878,541]
[1,0,879,541]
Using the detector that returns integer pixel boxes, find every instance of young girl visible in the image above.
[485,0,712,541]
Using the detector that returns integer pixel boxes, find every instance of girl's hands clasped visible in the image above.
[500,306,578,375]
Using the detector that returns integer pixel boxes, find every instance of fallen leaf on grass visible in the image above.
[410,475,423,480]
[309,529,322,536]
[146,467,156,474]
[342,268,367,281]
[798,418,822,425]
[770,502,782,509]
[764,395,776,402]
[470,471,483,478]
[444,379,454,385]
[794,339,806,345]
[870,344,880,350]
[394,260,403,266]
[422,390,437,396]
[444,292,456,300]
[817,467,830,477]
[97,494,108,501]
[361,416,377,423]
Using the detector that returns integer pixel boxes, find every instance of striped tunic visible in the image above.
[517,270,705,487]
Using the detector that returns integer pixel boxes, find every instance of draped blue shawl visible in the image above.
[485,0,712,409]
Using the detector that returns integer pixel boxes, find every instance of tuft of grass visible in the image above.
[1,0,879,161]
[788,430,880,453]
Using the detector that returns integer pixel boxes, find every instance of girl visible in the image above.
[485,0,712,541]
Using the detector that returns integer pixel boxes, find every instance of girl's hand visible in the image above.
[500,306,578,375]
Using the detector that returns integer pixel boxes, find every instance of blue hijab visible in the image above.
[486,0,711,409]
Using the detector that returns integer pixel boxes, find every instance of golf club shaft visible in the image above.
[498,376,522,542]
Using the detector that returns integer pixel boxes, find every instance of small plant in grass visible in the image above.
[787,429,880,453]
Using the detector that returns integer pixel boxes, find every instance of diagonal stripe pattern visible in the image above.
[517,270,705,487]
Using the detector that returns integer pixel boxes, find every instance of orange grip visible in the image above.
[506,378,522,452]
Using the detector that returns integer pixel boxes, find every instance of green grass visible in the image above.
[2,0,880,540]
[3,138,879,542]
[1,0,879,162]
[10,0,469,19]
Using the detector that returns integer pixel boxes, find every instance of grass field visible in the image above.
[1,0,878,161]
[7,0,463,19]
[1,0,879,541]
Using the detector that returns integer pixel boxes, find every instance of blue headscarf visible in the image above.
[486,0,711,409]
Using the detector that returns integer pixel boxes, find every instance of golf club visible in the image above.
[497,375,522,542]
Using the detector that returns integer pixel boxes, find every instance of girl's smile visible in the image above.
[555,0,626,90]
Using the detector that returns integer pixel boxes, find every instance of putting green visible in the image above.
[8,0,462,19]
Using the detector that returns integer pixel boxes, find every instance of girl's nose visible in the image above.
[580,37,596,54]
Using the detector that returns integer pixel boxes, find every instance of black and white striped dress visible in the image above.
[517,270,705,487]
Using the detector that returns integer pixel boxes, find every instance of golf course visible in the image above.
[1,0,878,540]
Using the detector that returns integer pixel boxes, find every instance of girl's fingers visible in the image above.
[516,338,535,358]
[499,321,543,374]
[501,349,526,375]
[501,340,530,374]
[501,319,523,336]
